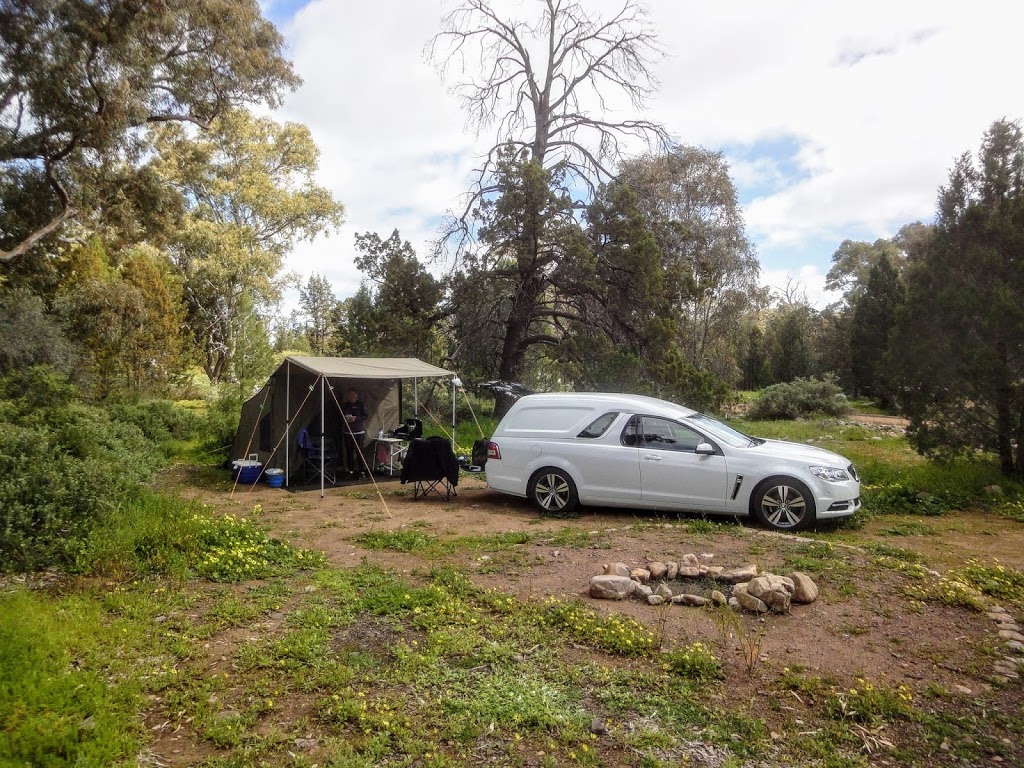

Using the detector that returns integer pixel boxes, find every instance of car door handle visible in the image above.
[643,455,662,462]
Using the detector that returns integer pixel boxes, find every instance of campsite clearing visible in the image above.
[146,464,1024,767]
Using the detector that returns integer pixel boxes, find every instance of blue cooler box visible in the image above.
[231,459,262,484]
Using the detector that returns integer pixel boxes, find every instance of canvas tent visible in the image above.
[230,356,456,496]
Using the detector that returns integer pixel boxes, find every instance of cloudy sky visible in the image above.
[260,0,1022,310]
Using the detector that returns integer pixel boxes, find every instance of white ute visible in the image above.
[484,392,861,532]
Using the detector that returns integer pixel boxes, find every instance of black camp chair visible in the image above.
[298,427,338,484]
[400,436,459,500]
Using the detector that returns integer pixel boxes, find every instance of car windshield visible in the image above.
[686,413,761,448]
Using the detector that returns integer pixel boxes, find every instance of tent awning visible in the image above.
[284,356,454,379]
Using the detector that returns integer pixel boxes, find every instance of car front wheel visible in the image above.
[528,468,579,517]
[752,476,815,532]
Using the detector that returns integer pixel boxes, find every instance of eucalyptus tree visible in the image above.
[0,0,298,266]
[888,119,1024,476]
[152,109,344,382]
[613,145,764,382]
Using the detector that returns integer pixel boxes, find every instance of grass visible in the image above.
[5,413,1024,767]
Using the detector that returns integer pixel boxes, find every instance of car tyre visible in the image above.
[528,467,579,517]
[752,476,815,532]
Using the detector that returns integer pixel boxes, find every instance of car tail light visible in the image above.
[486,441,501,460]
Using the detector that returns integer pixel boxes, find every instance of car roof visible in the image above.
[509,392,698,419]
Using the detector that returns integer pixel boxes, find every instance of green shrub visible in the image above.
[0,367,162,572]
[749,377,849,420]
[107,399,202,443]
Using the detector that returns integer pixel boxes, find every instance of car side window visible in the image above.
[621,415,641,447]
[577,412,619,439]
[639,416,705,452]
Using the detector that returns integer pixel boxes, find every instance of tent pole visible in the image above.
[451,376,456,452]
[285,360,290,487]
[320,374,325,499]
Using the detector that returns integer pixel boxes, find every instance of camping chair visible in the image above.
[297,427,338,484]
[400,436,459,500]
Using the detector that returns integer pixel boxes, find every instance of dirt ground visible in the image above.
[188,469,1024,701]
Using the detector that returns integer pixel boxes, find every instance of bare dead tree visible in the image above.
[427,0,668,414]
[427,0,669,249]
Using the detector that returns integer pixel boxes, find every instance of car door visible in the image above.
[570,412,642,503]
[635,415,728,510]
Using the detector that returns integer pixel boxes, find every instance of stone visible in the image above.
[665,562,679,580]
[736,590,770,614]
[998,630,1024,643]
[589,575,635,600]
[294,738,319,752]
[671,594,707,607]
[711,590,728,606]
[635,584,654,598]
[988,612,1011,620]
[1007,640,1024,652]
[647,561,668,581]
[706,565,724,579]
[789,572,819,604]
[647,594,666,606]
[984,484,1004,496]
[728,597,740,608]
[678,553,701,578]
[747,574,794,613]
[717,564,758,584]
[953,684,973,695]
[604,562,631,577]
[590,718,608,736]
[630,568,651,584]
[656,583,674,599]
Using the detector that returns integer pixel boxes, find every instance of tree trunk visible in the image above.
[492,272,545,419]
[1015,405,1024,476]
[995,383,1014,475]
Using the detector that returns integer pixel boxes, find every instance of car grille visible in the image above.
[847,464,859,482]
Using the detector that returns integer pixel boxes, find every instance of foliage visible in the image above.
[345,230,444,360]
[193,512,325,582]
[950,560,1024,608]
[430,0,667,413]
[613,145,764,383]
[106,399,202,444]
[887,119,1024,476]
[823,678,916,725]
[0,286,75,374]
[299,272,337,355]
[0,368,161,571]
[748,377,849,420]
[0,591,146,765]
[152,108,344,382]
[0,0,299,265]
[849,254,904,402]
[664,642,722,681]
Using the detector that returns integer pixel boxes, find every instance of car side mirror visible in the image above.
[695,443,716,455]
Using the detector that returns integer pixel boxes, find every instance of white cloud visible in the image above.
[269,0,1024,311]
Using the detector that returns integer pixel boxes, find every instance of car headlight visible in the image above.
[809,465,851,482]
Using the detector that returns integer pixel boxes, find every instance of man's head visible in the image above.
[346,388,359,402]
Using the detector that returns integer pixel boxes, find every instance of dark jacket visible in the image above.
[341,400,368,435]
[400,436,460,486]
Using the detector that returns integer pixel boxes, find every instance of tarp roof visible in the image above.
[284,356,454,379]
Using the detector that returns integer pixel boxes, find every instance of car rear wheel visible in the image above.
[752,476,815,532]
[528,468,579,517]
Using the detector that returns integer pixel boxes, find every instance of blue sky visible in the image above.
[260,0,1022,309]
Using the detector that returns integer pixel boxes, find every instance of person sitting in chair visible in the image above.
[341,388,369,478]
